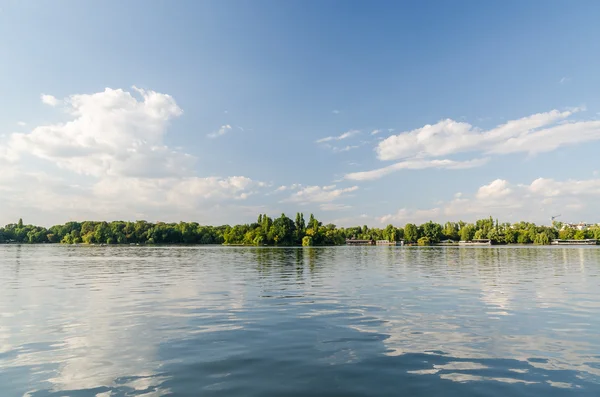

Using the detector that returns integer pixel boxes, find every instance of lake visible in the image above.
[1,245,599,396]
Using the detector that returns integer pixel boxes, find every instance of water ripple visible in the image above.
[1,245,599,396]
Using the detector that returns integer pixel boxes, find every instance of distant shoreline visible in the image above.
[1,215,598,246]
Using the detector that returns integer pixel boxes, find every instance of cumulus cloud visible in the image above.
[376,108,592,161]
[316,129,359,143]
[377,177,600,226]
[41,94,60,106]
[528,177,600,197]
[345,158,489,181]
[475,179,512,200]
[0,87,265,225]
[274,184,301,192]
[207,124,233,138]
[346,108,600,182]
[284,185,358,204]
[7,86,186,178]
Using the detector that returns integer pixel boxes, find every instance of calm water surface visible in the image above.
[1,245,600,396]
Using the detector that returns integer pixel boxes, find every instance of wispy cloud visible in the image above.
[207,124,232,138]
[320,203,352,211]
[332,110,340,114]
[283,185,358,203]
[376,108,596,162]
[559,76,570,84]
[17,121,26,126]
[370,129,381,135]
[316,129,360,143]
[274,184,301,193]
[333,145,359,153]
[344,158,489,181]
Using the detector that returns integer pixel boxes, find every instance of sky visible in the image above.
[1,0,600,227]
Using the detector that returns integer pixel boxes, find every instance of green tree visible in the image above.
[302,236,313,246]
[422,221,443,243]
[417,236,431,246]
[534,232,550,245]
[443,222,459,241]
[404,223,418,243]
[487,228,501,243]
[295,213,306,243]
[504,228,517,244]
[517,232,532,244]
[460,224,475,241]
[270,213,296,245]
[384,224,397,242]
[559,228,575,240]
[473,229,485,240]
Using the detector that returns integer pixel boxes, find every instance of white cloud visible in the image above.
[375,176,600,226]
[284,185,358,204]
[447,177,600,223]
[93,176,262,210]
[207,124,232,138]
[371,129,381,135]
[344,158,489,181]
[475,179,512,200]
[0,87,266,225]
[316,129,359,143]
[6,86,186,178]
[559,77,570,84]
[274,184,301,192]
[377,109,584,161]
[320,203,352,211]
[332,110,340,114]
[17,121,26,126]
[41,94,60,106]
[379,208,441,225]
[528,177,600,197]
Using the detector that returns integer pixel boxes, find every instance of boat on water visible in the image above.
[346,239,375,246]
[375,240,404,246]
[458,239,492,246]
[551,239,598,246]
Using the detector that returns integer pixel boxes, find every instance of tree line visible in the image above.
[1,215,599,246]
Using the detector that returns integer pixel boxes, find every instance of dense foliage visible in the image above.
[1,216,599,246]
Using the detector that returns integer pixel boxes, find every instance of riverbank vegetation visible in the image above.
[1,215,599,246]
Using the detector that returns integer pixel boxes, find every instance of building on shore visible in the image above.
[561,222,597,231]
[551,239,598,245]
[375,240,404,246]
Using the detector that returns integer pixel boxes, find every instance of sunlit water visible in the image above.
[1,245,600,396]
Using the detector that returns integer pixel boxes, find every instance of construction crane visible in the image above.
[551,214,561,228]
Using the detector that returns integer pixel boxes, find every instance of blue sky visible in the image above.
[1,0,600,227]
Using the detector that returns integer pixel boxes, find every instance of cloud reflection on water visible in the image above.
[0,246,599,395]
